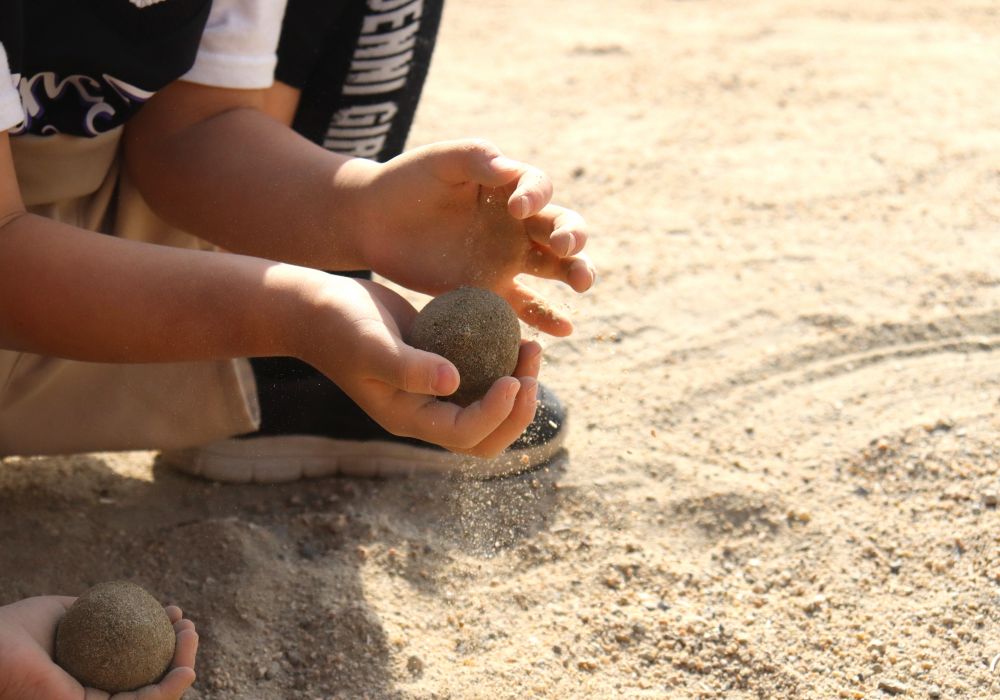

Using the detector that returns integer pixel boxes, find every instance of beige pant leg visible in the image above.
[0,131,259,457]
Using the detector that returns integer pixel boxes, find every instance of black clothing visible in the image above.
[0,0,211,137]
[275,0,444,162]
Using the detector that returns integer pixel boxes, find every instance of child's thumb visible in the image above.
[422,138,520,186]
[370,341,460,397]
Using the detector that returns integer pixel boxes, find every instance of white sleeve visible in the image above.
[183,0,288,89]
[0,43,24,132]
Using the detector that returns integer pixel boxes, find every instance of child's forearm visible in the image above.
[0,212,320,363]
[124,82,376,271]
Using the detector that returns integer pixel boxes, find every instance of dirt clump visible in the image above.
[408,286,521,406]
[55,580,175,693]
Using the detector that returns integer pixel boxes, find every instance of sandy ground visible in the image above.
[3,1,1000,698]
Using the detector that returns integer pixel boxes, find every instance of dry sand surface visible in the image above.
[3,1,1000,698]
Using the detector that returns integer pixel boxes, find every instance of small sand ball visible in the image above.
[55,580,175,693]
[408,287,521,406]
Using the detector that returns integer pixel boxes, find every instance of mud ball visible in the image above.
[55,581,175,693]
[408,287,521,406]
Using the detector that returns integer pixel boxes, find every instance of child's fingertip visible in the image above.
[435,364,459,395]
[523,339,543,359]
[504,378,521,402]
[491,155,520,172]
[551,230,574,256]
[554,319,575,337]
[519,376,538,399]
[173,618,195,634]
[505,189,530,218]
[568,259,595,291]
[523,195,535,218]
[159,667,196,694]
[559,228,587,256]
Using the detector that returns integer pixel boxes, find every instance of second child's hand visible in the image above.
[0,596,198,700]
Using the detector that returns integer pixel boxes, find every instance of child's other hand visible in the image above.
[359,139,596,337]
[0,596,198,700]
[299,276,542,457]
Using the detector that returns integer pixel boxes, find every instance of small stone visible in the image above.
[868,639,886,655]
[877,678,909,695]
[928,685,941,698]
[406,655,424,677]
[285,649,303,667]
[924,419,953,433]
[982,490,998,508]
[802,594,826,614]
[637,592,662,610]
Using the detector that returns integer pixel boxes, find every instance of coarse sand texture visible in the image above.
[55,580,175,693]
[408,286,521,406]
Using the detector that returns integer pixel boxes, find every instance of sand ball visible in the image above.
[55,580,175,693]
[408,287,521,406]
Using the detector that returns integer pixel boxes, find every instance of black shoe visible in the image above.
[161,358,567,483]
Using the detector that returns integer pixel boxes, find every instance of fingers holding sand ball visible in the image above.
[55,581,177,693]
[407,287,522,407]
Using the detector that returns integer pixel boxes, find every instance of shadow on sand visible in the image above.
[0,449,568,698]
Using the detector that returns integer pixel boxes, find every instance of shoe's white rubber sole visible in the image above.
[159,428,566,483]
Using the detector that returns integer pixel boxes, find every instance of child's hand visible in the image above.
[0,596,198,700]
[357,139,596,337]
[297,275,542,456]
